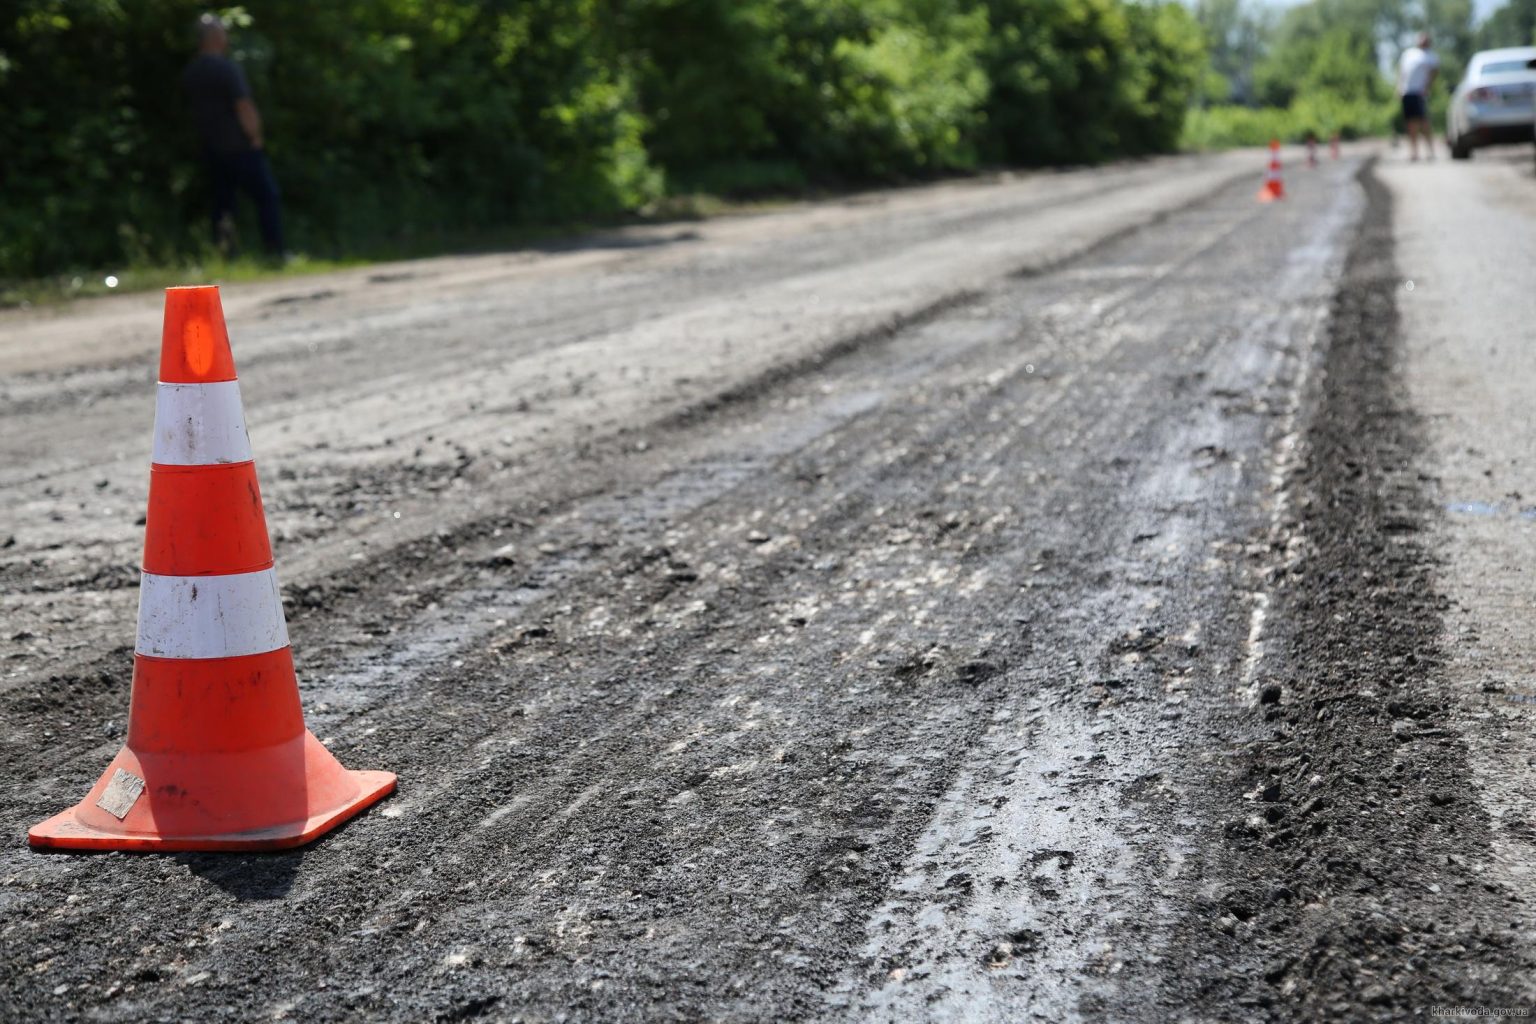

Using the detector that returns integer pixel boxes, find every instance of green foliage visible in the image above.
[1253,4,1390,109]
[1426,0,1475,77]
[7,0,1502,283]
[835,0,991,175]
[0,0,1207,281]
[1193,0,1272,104]
[1475,0,1536,50]
[1182,95,1395,149]
[1186,0,1481,154]
[1,0,661,278]
[1124,2,1210,153]
[619,0,988,189]
[979,0,1206,165]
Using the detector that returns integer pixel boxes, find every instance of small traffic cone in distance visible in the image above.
[1258,139,1285,202]
[28,286,395,852]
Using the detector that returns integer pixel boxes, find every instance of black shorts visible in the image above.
[1401,93,1428,120]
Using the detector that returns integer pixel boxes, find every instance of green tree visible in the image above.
[618,0,988,191]
[1193,0,1273,104]
[1476,0,1536,49]
[0,0,1212,281]
[979,0,1202,165]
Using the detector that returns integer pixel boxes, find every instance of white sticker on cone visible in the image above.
[152,380,253,466]
[96,768,145,820]
[136,568,290,660]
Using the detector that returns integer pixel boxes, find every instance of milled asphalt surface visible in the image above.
[3,144,1535,1022]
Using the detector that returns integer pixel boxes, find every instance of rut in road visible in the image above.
[0,157,1411,1022]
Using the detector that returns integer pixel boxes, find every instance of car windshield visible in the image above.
[1480,60,1534,75]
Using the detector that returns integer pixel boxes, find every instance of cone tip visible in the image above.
[160,285,237,384]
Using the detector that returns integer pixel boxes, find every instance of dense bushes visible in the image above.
[981,0,1204,164]
[619,0,992,189]
[0,0,1206,280]
[1182,96,1394,149]
[1,1,659,276]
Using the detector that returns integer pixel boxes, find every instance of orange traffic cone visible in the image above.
[1258,139,1285,202]
[29,286,395,851]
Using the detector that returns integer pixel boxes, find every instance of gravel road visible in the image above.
[4,144,1534,1022]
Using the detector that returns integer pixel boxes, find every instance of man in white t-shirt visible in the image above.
[1398,33,1440,161]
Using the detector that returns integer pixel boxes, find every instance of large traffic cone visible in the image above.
[29,286,395,851]
[1258,139,1285,202]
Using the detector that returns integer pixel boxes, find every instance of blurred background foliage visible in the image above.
[0,0,1206,279]
[0,0,1529,282]
[1185,0,1528,149]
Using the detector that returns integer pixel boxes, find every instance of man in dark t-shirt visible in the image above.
[182,15,286,258]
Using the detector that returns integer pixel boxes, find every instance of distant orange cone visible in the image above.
[29,286,395,852]
[1258,139,1285,202]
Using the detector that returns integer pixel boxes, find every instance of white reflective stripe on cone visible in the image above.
[136,568,290,659]
[152,380,253,466]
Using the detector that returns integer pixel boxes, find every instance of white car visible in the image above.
[1446,46,1536,159]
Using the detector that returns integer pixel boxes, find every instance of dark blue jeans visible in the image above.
[207,149,286,256]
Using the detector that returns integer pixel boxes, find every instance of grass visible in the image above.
[0,254,368,310]
[1180,98,1396,151]
[0,191,789,311]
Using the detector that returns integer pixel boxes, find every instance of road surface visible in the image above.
[3,144,1536,1022]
